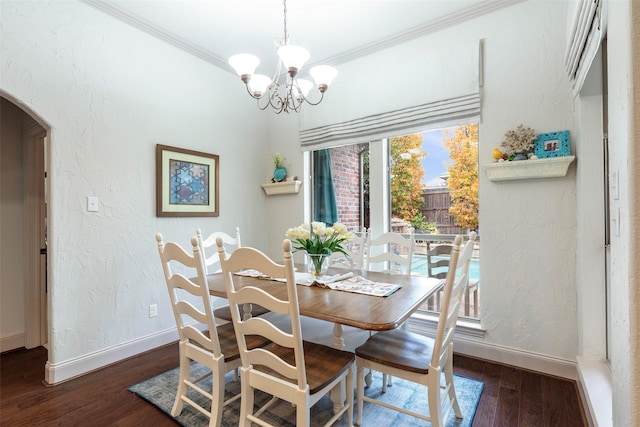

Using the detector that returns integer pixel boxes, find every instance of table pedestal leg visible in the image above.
[242,303,253,321]
[330,322,346,414]
[365,370,373,387]
[332,323,345,349]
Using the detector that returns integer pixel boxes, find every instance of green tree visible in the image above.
[444,124,479,231]
[390,134,425,222]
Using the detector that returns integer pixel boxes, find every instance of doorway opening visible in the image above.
[0,93,50,354]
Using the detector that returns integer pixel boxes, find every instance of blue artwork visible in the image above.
[169,160,209,205]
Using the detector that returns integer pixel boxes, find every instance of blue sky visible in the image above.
[421,128,452,184]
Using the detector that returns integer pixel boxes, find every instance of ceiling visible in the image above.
[82,0,523,77]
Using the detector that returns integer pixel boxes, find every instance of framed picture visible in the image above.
[156,144,219,217]
[534,130,571,158]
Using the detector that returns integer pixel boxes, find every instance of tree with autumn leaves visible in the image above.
[444,124,479,231]
[390,134,425,222]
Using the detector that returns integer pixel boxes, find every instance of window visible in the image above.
[310,124,480,320]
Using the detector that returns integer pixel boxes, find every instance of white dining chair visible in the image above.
[329,227,368,269]
[196,227,268,322]
[196,227,242,274]
[365,230,415,275]
[355,233,475,427]
[216,238,355,427]
[155,233,270,427]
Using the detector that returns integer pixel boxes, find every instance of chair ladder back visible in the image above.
[348,228,368,269]
[430,235,463,366]
[366,230,415,275]
[156,234,222,357]
[217,238,308,390]
[432,234,475,367]
[329,228,368,269]
[196,227,241,274]
[427,243,453,278]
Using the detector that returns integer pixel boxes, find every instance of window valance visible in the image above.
[299,40,482,150]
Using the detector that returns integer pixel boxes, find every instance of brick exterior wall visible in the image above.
[329,144,366,232]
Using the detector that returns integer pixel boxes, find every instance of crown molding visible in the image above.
[319,0,526,67]
[80,0,232,72]
[81,0,525,74]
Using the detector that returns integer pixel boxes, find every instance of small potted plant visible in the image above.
[500,125,537,160]
[271,152,290,182]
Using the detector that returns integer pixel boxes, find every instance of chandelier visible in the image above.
[228,0,338,114]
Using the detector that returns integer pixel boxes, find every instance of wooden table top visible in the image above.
[206,267,441,332]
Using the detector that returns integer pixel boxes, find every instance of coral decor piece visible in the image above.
[500,125,537,155]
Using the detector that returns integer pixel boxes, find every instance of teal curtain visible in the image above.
[313,149,338,225]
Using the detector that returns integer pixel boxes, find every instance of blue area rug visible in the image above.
[129,363,483,426]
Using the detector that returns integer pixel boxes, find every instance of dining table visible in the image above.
[206,265,443,414]
[206,265,443,349]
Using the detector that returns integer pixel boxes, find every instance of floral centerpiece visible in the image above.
[285,221,353,276]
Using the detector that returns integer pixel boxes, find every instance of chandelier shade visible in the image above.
[228,0,337,113]
[277,44,310,75]
[228,54,260,81]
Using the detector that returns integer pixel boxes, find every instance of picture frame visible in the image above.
[156,144,219,217]
[534,130,571,158]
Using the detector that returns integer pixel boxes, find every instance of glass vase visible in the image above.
[306,253,330,277]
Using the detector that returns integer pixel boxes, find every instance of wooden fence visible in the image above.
[422,187,462,235]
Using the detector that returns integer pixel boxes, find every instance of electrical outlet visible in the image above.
[149,304,158,318]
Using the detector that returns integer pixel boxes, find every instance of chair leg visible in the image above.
[238,369,253,427]
[209,360,226,427]
[346,365,354,427]
[295,394,310,427]
[428,368,444,427]
[445,347,463,419]
[356,362,365,426]
[464,288,471,316]
[473,290,479,317]
[171,344,188,416]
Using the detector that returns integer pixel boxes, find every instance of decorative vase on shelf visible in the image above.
[273,167,287,182]
[306,253,330,277]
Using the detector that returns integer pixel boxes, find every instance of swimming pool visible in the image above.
[412,255,480,280]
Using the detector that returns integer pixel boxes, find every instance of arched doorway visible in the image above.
[0,93,50,352]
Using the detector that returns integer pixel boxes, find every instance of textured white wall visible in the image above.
[1,0,268,368]
[607,1,639,424]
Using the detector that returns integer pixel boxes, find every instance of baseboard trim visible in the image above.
[0,332,25,353]
[409,317,577,380]
[576,356,612,427]
[45,327,179,385]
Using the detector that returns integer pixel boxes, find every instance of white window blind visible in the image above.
[299,40,482,150]
[300,94,480,150]
[565,0,607,95]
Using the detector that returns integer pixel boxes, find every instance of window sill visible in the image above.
[483,156,575,181]
[409,311,486,338]
[576,356,612,427]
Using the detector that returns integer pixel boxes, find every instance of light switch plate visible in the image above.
[87,196,99,212]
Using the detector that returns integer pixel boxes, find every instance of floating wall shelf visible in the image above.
[484,156,575,181]
[261,180,302,195]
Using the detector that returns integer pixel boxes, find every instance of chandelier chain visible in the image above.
[282,0,289,45]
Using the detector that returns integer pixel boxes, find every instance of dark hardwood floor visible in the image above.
[1,344,588,426]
